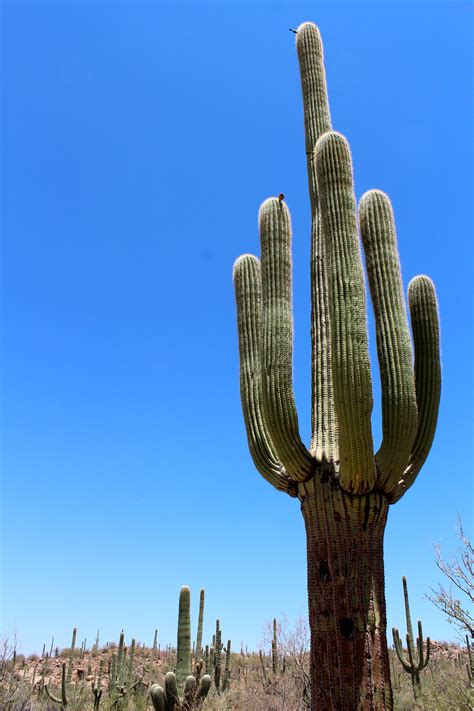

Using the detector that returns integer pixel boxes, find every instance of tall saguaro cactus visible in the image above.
[233,22,441,710]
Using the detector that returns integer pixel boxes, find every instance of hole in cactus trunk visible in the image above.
[319,560,331,582]
[339,618,354,639]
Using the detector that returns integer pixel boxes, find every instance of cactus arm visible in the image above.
[359,190,418,493]
[45,661,68,706]
[392,628,412,673]
[404,276,441,477]
[315,132,376,494]
[392,276,441,502]
[416,621,426,669]
[44,685,64,706]
[296,23,337,463]
[233,255,297,495]
[259,198,314,480]
[176,586,192,686]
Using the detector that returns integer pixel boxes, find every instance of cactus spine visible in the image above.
[392,576,431,699]
[233,21,441,711]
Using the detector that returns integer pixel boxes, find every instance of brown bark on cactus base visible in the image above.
[299,470,392,711]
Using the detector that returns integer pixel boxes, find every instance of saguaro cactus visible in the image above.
[66,627,77,685]
[151,587,211,711]
[195,589,205,660]
[176,586,192,686]
[233,22,441,710]
[271,619,278,675]
[392,576,430,699]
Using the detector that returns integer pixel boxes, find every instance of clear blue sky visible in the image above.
[2,1,472,655]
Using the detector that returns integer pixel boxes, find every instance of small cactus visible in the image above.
[392,576,430,699]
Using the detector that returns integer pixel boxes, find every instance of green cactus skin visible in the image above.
[233,21,441,711]
[392,577,431,699]
[45,661,68,709]
[195,589,205,659]
[176,586,192,686]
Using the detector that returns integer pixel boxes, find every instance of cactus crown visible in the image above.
[233,22,441,503]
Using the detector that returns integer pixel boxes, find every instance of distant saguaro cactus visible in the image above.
[176,586,192,686]
[195,589,205,660]
[392,576,430,699]
[66,627,76,685]
[151,587,211,711]
[233,22,441,710]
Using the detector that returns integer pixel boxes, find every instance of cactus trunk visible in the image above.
[301,476,391,709]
